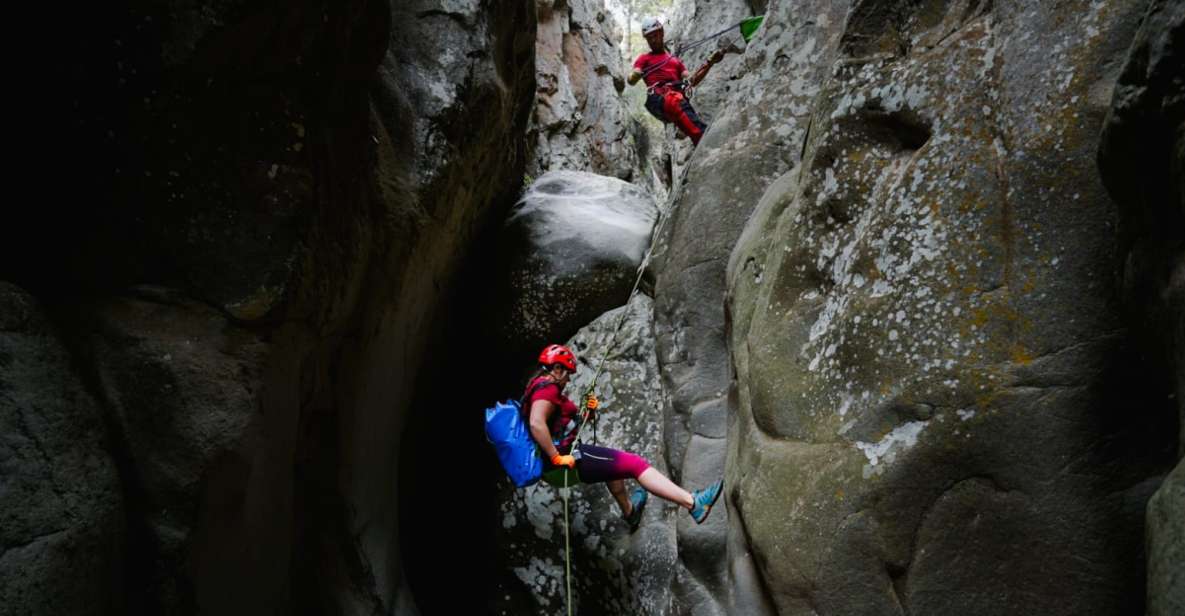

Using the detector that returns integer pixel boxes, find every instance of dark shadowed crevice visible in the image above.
[397,202,533,614]
[848,106,933,153]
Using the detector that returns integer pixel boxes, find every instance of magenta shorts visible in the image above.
[568,444,651,483]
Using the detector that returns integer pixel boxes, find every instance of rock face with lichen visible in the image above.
[720,1,1179,614]
[651,1,852,613]
[532,0,644,182]
[491,295,677,616]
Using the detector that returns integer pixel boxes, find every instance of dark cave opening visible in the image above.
[397,212,537,615]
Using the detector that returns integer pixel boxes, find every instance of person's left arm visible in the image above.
[687,49,726,87]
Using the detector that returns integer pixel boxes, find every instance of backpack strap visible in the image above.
[519,378,554,410]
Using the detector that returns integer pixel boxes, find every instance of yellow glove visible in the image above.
[551,454,577,468]
[585,394,599,411]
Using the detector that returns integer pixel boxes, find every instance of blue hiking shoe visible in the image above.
[625,487,648,533]
[689,480,723,524]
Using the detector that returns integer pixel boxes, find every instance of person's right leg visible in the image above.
[635,467,722,524]
[576,445,720,522]
[637,467,694,509]
[661,91,706,144]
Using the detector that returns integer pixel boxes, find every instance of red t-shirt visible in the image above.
[523,376,581,452]
[633,51,687,88]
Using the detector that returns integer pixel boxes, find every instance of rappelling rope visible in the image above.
[551,19,764,613]
[576,194,676,437]
[555,177,678,616]
[562,470,573,616]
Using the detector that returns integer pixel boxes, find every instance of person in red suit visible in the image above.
[627,16,725,146]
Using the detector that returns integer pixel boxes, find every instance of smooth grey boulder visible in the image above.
[499,170,658,357]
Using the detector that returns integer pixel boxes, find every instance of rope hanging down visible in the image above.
[552,20,765,610]
[553,187,679,616]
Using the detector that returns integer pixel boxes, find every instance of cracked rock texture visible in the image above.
[531,0,646,183]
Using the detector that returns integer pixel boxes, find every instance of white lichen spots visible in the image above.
[957,408,976,421]
[830,91,867,119]
[513,557,564,603]
[857,420,929,478]
[837,394,854,417]
[871,279,894,297]
[817,167,840,204]
[427,76,457,108]
[979,42,997,78]
[523,484,563,539]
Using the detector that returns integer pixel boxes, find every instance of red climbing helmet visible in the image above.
[538,344,577,372]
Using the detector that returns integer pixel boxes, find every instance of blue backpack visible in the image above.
[485,382,549,487]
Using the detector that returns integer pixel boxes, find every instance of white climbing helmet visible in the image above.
[641,16,663,35]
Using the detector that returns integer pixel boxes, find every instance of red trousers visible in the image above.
[646,88,707,144]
